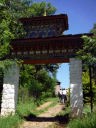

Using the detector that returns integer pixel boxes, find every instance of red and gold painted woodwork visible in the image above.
[20,14,68,38]
[10,33,92,64]
[9,14,92,64]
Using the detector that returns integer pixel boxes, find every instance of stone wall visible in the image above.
[1,63,19,116]
[70,58,83,117]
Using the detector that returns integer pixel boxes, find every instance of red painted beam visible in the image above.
[23,58,69,64]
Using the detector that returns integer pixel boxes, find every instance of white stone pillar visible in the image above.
[70,58,83,117]
[1,63,19,116]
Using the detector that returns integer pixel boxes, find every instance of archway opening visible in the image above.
[56,63,70,89]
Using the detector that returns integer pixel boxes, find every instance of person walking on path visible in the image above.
[62,88,67,104]
[58,89,62,103]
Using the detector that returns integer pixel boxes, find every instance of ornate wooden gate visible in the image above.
[1,14,92,117]
[9,14,91,64]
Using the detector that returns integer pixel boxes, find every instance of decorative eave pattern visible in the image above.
[9,33,92,64]
[19,14,68,31]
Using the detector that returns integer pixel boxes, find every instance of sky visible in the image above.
[34,0,96,88]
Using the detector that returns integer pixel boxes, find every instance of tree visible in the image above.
[16,1,58,103]
[27,1,56,16]
[20,1,58,80]
[77,25,96,111]
[77,35,96,65]
[19,64,56,104]
[0,0,59,104]
[90,24,96,35]
[0,0,30,60]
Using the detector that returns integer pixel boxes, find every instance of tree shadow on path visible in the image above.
[23,112,70,124]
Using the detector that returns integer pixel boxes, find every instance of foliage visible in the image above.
[0,59,17,70]
[0,114,22,128]
[0,97,58,128]
[77,35,96,65]
[0,0,58,69]
[90,24,96,34]
[17,100,36,117]
[0,1,59,127]
[0,7,13,59]
[82,70,96,104]
[0,0,29,68]
[0,0,59,106]
[17,97,58,117]
[17,1,58,105]
[44,64,59,78]
[82,71,90,103]
[77,27,96,105]
[28,1,56,16]
[68,113,96,128]
[77,24,96,81]
[19,64,57,105]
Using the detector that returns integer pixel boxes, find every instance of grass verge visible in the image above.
[68,112,96,128]
[0,97,59,128]
[0,114,22,128]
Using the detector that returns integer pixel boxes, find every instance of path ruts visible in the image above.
[20,102,64,128]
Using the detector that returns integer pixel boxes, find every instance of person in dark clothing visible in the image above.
[62,88,67,104]
[58,89,62,103]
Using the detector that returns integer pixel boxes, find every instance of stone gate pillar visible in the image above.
[70,58,83,117]
[1,63,19,116]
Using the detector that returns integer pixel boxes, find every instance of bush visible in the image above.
[18,86,30,103]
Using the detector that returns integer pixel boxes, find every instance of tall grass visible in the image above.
[0,99,37,128]
[0,97,58,128]
[68,113,96,128]
[17,97,59,116]
[17,100,37,117]
[0,114,22,128]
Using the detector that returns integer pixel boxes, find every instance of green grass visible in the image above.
[0,114,22,128]
[67,104,96,128]
[68,112,96,128]
[35,97,59,115]
[0,97,59,128]
[83,104,91,114]
[0,100,36,128]
[49,104,96,128]
[17,100,37,117]
[16,97,58,116]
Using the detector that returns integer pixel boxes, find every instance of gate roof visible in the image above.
[10,33,92,64]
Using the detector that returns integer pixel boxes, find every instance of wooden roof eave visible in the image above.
[10,33,92,46]
[19,14,69,31]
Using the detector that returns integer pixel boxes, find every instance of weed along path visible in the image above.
[20,101,64,128]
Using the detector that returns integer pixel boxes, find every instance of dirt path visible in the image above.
[20,102,64,128]
[36,101,52,110]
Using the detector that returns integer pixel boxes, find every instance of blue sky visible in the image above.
[34,0,96,88]
[34,0,96,34]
